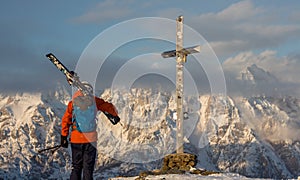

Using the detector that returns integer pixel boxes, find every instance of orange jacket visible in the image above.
[61,91,118,143]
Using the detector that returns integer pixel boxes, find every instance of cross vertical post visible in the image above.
[176,15,184,154]
[161,15,200,154]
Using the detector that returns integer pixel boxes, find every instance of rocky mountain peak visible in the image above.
[0,88,299,179]
[239,64,278,85]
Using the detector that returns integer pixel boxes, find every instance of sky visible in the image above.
[1,0,300,96]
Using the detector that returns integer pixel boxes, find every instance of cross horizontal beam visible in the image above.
[161,45,200,58]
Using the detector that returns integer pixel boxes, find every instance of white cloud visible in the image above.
[215,0,263,22]
[192,0,262,26]
[72,0,133,23]
[235,24,300,38]
[71,0,300,62]
[188,0,300,59]
[209,40,249,57]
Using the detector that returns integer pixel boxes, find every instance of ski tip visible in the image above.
[119,122,124,127]
[46,53,54,58]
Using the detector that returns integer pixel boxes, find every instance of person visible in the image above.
[60,81,120,180]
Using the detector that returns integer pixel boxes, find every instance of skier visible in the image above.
[60,81,120,180]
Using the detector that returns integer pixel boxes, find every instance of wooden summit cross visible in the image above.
[161,15,200,154]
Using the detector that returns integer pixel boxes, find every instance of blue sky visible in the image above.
[1,0,300,93]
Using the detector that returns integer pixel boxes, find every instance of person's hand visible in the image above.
[110,116,120,125]
[61,135,68,148]
[104,112,120,125]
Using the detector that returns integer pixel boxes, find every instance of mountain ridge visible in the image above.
[0,87,299,179]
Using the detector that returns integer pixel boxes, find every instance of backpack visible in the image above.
[72,95,97,132]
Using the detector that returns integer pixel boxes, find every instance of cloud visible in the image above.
[72,0,140,24]
[2,0,300,95]
[71,0,300,60]
[0,22,79,93]
[208,40,249,57]
[236,24,300,38]
[188,0,300,59]
[215,0,263,22]
[71,0,133,23]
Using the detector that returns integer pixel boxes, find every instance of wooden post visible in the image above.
[176,15,184,154]
[161,15,200,154]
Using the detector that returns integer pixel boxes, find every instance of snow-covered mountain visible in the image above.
[224,63,282,97]
[239,64,278,85]
[223,51,300,98]
[193,95,299,178]
[0,86,72,179]
[0,85,299,179]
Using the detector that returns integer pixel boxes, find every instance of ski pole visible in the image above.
[38,145,61,154]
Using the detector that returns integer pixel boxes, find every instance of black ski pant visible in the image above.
[70,142,97,180]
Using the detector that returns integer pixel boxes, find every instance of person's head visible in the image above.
[82,81,93,94]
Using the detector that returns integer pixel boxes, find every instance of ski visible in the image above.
[45,53,120,125]
[45,53,91,96]
[38,144,61,154]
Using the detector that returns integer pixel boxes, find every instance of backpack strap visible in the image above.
[71,105,77,131]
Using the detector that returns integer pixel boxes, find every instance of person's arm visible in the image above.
[95,97,120,125]
[95,97,118,116]
[61,101,73,148]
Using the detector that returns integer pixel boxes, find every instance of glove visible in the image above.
[61,135,68,148]
[104,112,120,125]
[110,116,120,125]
